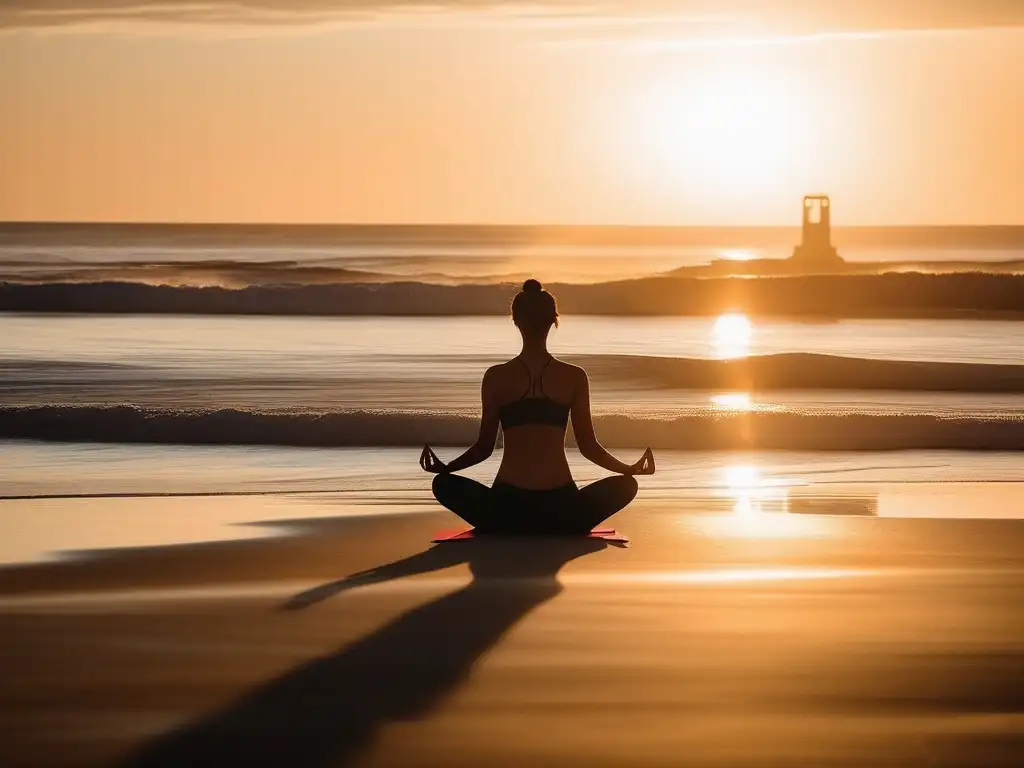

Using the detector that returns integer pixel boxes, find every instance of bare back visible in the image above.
[485,356,582,490]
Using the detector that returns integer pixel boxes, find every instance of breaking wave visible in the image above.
[4,271,1024,318]
[7,354,1024,395]
[3,405,1024,451]
[576,354,1024,393]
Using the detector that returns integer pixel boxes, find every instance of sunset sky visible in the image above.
[1,1,1022,225]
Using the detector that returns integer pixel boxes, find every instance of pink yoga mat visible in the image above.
[432,527,629,544]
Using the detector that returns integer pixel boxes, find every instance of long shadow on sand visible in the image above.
[123,536,613,768]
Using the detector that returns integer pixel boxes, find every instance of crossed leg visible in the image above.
[565,475,638,533]
[432,474,637,535]
[431,475,495,530]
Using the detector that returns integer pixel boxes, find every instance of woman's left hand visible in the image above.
[628,447,656,476]
[419,445,449,474]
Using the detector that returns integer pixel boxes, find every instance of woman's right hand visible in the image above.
[628,447,656,476]
[419,444,449,474]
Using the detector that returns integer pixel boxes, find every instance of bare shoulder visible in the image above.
[482,360,521,389]
[553,358,588,382]
[486,359,523,378]
[482,363,506,385]
[551,358,588,398]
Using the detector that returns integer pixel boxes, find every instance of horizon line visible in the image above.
[3,221,1024,230]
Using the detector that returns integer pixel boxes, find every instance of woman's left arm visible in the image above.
[432,367,500,474]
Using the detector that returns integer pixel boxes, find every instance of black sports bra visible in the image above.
[498,357,571,430]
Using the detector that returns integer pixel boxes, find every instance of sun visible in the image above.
[627,69,807,193]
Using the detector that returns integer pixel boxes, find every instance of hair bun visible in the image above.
[522,278,543,293]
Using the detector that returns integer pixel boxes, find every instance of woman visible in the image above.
[420,279,654,534]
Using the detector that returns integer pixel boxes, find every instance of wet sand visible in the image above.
[1,497,1022,767]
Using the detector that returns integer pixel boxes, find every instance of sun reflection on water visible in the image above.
[720,249,758,262]
[710,392,754,411]
[712,312,753,359]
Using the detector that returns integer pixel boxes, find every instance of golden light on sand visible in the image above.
[612,568,866,586]
[699,463,828,540]
[712,312,753,359]
[710,392,754,411]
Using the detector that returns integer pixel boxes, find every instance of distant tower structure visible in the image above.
[791,195,842,264]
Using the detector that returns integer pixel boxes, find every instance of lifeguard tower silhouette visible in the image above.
[791,195,843,264]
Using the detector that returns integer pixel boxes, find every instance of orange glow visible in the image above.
[0,13,1021,224]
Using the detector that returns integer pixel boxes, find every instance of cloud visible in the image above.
[1,1,1023,35]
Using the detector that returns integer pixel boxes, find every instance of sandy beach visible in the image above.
[2,485,1022,768]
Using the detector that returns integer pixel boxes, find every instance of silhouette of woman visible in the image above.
[420,279,654,534]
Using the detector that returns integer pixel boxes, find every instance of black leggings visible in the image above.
[432,474,638,535]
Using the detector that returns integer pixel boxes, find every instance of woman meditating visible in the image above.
[420,279,654,534]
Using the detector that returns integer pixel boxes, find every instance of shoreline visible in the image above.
[5,465,1024,567]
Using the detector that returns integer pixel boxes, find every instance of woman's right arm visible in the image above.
[570,368,642,475]
[432,366,500,474]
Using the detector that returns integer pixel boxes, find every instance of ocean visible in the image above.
[4,224,1024,555]
[4,223,1024,445]
[3,222,1024,287]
